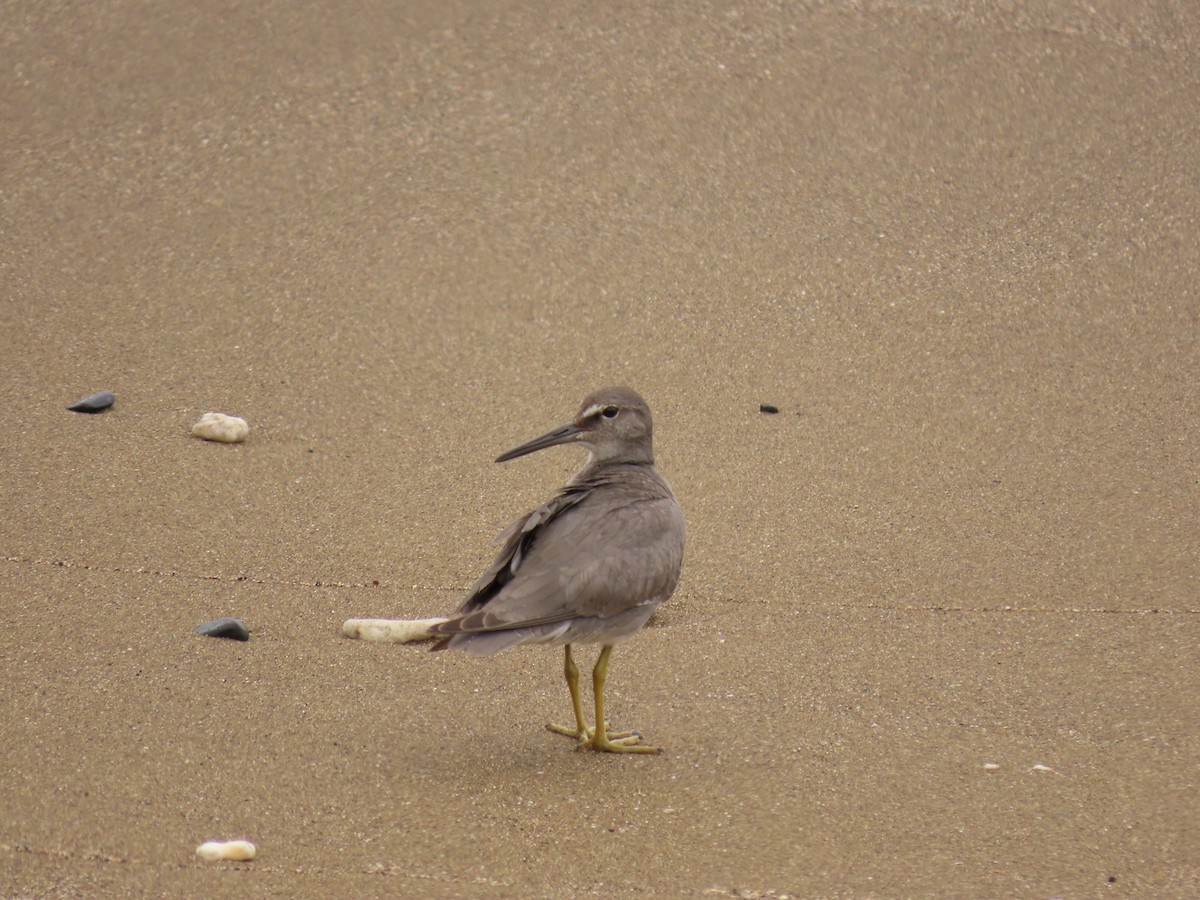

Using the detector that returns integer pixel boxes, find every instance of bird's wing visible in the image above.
[450,490,685,633]
[453,485,590,616]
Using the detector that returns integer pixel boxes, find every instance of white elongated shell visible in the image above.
[196,839,256,861]
[342,617,449,643]
[192,412,250,443]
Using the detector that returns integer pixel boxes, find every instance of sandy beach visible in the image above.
[2,2,1197,896]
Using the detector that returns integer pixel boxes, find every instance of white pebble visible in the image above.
[342,617,449,643]
[196,839,256,861]
[192,412,250,443]
[982,761,1000,771]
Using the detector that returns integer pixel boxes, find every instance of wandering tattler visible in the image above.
[430,387,685,753]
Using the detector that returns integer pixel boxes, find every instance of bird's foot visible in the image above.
[546,722,636,743]
[545,723,661,754]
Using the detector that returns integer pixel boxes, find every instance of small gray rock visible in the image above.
[194,617,250,641]
[68,390,116,413]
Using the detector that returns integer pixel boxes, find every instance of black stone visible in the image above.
[759,404,780,414]
[68,390,116,413]
[194,617,250,641]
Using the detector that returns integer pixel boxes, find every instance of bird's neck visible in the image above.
[572,454,655,484]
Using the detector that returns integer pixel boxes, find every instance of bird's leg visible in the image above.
[546,645,650,749]
[585,645,660,754]
[546,644,590,740]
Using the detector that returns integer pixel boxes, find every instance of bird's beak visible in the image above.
[495,421,584,462]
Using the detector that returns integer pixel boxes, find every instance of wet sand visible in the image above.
[2,2,1198,896]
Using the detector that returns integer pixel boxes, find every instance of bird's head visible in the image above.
[496,386,654,467]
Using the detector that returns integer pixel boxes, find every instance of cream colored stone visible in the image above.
[341,617,450,643]
[191,412,250,443]
[196,839,256,861]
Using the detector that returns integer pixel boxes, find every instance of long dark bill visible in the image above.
[495,422,583,462]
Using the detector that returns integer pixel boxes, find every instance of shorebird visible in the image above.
[430,387,685,753]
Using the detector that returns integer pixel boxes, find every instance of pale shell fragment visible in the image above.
[196,839,256,861]
[342,617,450,643]
[192,412,250,443]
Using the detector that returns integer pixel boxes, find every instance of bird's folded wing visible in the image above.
[456,487,589,613]
[451,495,684,633]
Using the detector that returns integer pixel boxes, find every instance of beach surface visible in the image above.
[2,2,1198,896]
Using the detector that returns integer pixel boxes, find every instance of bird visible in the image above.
[430,386,685,753]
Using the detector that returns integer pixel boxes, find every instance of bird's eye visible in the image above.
[602,406,619,418]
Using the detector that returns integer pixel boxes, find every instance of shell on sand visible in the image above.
[342,617,450,643]
[191,412,250,443]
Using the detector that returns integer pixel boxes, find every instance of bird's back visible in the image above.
[450,462,685,638]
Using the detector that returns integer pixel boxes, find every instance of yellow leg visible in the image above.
[546,645,659,753]
[587,645,660,754]
[546,645,589,738]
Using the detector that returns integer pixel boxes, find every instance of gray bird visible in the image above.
[430,386,685,753]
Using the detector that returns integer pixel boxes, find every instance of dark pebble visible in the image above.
[194,617,250,641]
[68,390,116,413]
[759,404,780,414]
